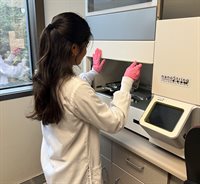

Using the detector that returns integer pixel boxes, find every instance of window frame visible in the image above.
[0,0,45,101]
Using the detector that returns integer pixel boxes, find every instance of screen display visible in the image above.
[145,102,184,132]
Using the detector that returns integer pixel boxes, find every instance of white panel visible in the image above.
[153,17,200,105]
[125,106,150,139]
[87,41,154,64]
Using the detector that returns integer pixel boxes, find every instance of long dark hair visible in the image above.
[28,12,92,125]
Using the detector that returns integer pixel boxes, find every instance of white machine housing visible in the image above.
[152,17,200,105]
[140,17,200,158]
[85,1,200,159]
[85,0,156,138]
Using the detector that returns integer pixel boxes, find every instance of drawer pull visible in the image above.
[126,158,144,172]
[114,177,120,184]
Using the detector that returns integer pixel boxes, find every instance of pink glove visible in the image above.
[124,62,142,80]
[12,48,21,56]
[92,48,106,73]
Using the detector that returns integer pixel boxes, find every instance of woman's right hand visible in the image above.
[124,62,142,80]
[92,48,106,73]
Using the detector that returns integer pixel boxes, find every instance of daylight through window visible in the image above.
[0,0,32,93]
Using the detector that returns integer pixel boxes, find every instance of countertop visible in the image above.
[101,128,187,181]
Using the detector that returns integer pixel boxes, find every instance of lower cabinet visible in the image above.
[112,142,168,184]
[100,135,183,184]
[101,155,112,184]
[111,163,143,184]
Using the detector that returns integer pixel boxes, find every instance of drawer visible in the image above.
[112,143,168,184]
[111,163,143,184]
[101,155,112,184]
[100,135,112,160]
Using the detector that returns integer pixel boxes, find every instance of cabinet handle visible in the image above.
[114,177,120,184]
[126,158,144,172]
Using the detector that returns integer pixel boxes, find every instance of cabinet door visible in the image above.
[112,142,168,184]
[86,8,156,40]
[168,175,184,184]
[101,155,112,184]
[111,163,143,184]
[100,135,112,160]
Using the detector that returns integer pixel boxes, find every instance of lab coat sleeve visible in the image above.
[0,61,24,78]
[71,81,131,133]
[4,53,15,64]
[79,69,98,85]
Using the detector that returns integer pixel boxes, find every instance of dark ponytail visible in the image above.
[27,12,92,125]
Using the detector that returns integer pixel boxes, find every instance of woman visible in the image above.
[28,12,142,184]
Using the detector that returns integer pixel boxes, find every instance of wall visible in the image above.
[44,0,85,24]
[44,0,86,73]
[0,96,42,183]
[0,1,85,183]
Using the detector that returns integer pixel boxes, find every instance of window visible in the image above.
[87,0,152,13]
[0,0,44,100]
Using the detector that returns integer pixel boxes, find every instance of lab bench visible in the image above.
[100,128,186,184]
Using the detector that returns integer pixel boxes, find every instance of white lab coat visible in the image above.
[0,55,25,85]
[41,70,132,184]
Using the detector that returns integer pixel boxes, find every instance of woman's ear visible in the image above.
[71,44,79,57]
